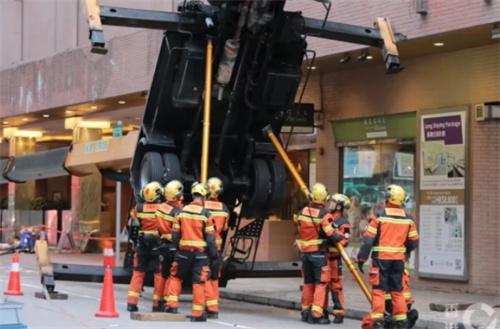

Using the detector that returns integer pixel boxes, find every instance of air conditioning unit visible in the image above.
[475,102,500,121]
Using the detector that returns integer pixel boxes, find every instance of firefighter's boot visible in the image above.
[127,303,138,312]
[394,320,408,329]
[307,313,331,325]
[189,314,207,322]
[165,307,178,314]
[206,311,219,319]
[300,310,310,322]
[373,320,385,329]
[333,315,344,324]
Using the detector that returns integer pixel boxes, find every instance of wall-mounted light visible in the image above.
[366,55,374,60]
[416,0,428,15]
[357,51,369,61]
[433,42,444,47]
[65,110,74,115]
[2,121,8,125]
[117,100,126,105]
[43,114,50,118]
[492,23,500,40]
[307,66,317,70]
[339,53,351,64]
[22,118,29,122]
[90,105,98,110]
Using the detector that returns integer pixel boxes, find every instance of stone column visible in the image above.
[70,127,102,233]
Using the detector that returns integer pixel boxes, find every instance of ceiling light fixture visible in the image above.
[65,110,74,114]
[118,100,126,105]
[22,118,29,122]
[433,42,444,47]
[339,54,351,64]
[308,66,317,70]
[3,121,8,125]
[43,114,50,118]
[90,105,98,110]
[366,55,374,60]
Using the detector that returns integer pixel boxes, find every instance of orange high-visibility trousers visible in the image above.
[165,251,210,317]
[205,255,222,312]
[152,272,165,308]
[300,252,330,318]
[328,257,345,317]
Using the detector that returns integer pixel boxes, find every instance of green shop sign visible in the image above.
[332,112,416,143]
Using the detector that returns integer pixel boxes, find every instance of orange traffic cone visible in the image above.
[103,240,115,268]
[95,265,119,318]
[4,252,23,296]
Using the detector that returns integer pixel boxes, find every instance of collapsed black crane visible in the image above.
[84,0,404,283]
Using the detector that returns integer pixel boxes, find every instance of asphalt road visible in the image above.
[0,254,363,329]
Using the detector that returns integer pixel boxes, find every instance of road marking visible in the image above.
[209,319,257,329]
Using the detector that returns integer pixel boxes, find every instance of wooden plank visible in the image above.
[130,312,186,322]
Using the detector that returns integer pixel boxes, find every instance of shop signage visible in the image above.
[332,112,416,143]
[281,103,314,134]
[418,107,468,280]
[84,140,109,154]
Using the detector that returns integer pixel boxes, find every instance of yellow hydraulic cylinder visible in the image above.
[263,125,372,304]
[201,40,213,183]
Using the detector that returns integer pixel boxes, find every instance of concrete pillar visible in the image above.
[70,127,102,233]
[8,137,36,210]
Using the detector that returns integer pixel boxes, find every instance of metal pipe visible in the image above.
[115,178,122,266]
[263,125,372,304]
[201,39,213,183]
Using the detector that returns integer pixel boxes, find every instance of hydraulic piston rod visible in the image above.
[263,125,372,304]
[201,39,214,183]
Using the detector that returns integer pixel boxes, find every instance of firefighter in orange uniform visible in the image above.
[295,183,344,325]
[204,177,230,319]
[357,184,419,329]
[150,180,184,312]
[127,181,164,312]
[325,193,352,324]
[164,182,218,322]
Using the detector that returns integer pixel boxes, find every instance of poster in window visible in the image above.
[418,107,468,279]
[420,111,466,190]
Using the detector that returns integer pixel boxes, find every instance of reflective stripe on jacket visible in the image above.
[136,203,162,232]
[204,199,229,251]
[359,206,419,261]
[156,201,183,241]
[173,201,215,252]
[295,204,335,253]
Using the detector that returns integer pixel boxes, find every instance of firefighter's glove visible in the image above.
[357,259,365,274]
[331,232,345,244]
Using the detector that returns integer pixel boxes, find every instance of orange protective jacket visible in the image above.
[358,205,419,261]
[135,202,162,233]
[327,212,350,257]
[156,200,183,241]
[204,198,230,251]
[295,203,336,253]
[172,200,216,253]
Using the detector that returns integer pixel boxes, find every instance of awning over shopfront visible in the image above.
[65,131,138,176]
[4,147,70,183]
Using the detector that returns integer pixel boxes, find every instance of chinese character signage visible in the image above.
[418,107,468,279]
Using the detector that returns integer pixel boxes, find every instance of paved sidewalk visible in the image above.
[221,277,500,329]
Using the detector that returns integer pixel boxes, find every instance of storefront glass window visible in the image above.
[342,143,416,242]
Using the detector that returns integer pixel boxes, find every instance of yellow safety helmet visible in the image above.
[310,182,329,204]
[330,193,351,210]
[141,181,163,202]
[207,177,223,198]
[385,184,406,206]
[164,180,184,201]
[191,181,208,197]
